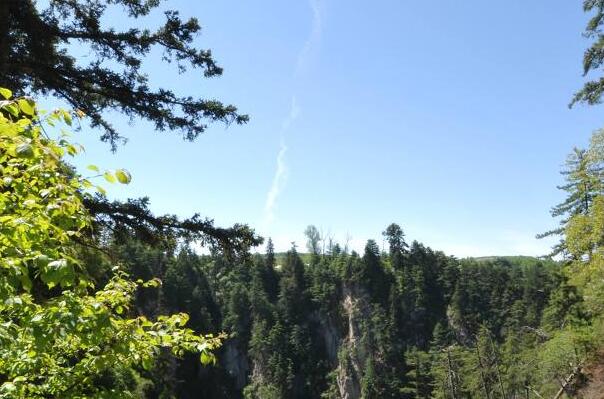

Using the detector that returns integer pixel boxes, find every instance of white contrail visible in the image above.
[263,0,323,230]
[263,96,299,228]
[264,138,288,227]
[295,0,323,77]
[282,96,301,131]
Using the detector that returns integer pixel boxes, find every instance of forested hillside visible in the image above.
[87,222,602,398]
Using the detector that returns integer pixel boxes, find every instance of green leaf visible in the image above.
[0,88,12,99]
[115,169,132,184]
[35,255,51,268]
[66,144,78,156]
[19,274,32,292]
[15,143,34,158]
[1,382,16,393]
[3,102,19,116]
[63,111,72,126]
[142,278,161,288]
[87,164,99,173]
[200,351,214,365]
[17,99,35,116]
[103,172,116,183]
[4,296,23,306]
[41,259,69,286]
[142,357,153,371]
[95,185,107,195]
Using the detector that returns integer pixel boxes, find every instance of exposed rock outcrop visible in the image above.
[222,341,249,390]
[335,283,371,399]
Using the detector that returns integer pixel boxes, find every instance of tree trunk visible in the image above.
[475,343,492,399]
[552,366,581,399]
[446,348,459,399]
[488,333,507,399]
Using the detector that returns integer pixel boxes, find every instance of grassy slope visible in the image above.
[471,255,559,268]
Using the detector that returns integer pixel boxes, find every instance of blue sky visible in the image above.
[68,0,604,256]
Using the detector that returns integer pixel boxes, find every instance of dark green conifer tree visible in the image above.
[571,0,604,108]
[361,239,391,305]
[259,238,280,302]
[401,347,434,399]
[382,223,408,260]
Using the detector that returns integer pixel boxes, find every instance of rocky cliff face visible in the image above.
[222,341,249,390]
[312,310,341,367]
[214,282,388,398]
[335,283,372,399]
[446,304,471,345]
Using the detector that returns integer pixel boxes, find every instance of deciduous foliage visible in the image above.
[305,225,322,256]
[0,92,221,398]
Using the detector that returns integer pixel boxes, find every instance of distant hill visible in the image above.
[274,252,313,267]
[471,255,559,268]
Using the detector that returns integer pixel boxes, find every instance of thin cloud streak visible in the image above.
[282,96,300,131]
[263,138,288,228]
[263,0,323,230]
[295,0,322,77]
[263,96,299,229]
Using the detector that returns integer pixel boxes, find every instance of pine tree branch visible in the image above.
[83,195,263,256]
[0,0,248,148]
